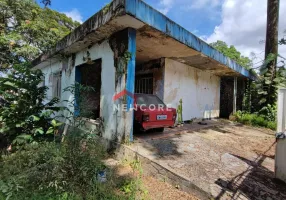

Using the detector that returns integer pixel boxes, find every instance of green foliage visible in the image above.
[258,104,277,122]
[0,73,143,199]
[233,110,277,130]
[253,34,286,109]
[102,3,111,14]
[41,0,51,7]
[120,159,148,199]
[0,63,62,147]
[63,82,96,120]
[211,40,285,118]
[0,0,80,70]
[254,53,286,109]
[0,131,143,200]
[210,40,253,70]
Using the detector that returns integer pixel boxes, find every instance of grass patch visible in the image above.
[0,131,144,200]
[232,111,277,130]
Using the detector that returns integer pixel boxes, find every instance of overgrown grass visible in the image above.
[232,110,277,130]
[0,130,143,200]
[119,159,148,199]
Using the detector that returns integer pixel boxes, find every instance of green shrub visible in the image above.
[0,131,137,200]
[238,113,254,125]
[267,121,277,130]
[252,116,268,127]
[258,104,277,122]
[233,110,276,130]
[0,64,62,147]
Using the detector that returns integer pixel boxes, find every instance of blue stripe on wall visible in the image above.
[126,28,136,142]
[125,0,255,80]
[74,66,81,117]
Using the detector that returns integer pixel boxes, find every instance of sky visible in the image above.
[39,0,286,67]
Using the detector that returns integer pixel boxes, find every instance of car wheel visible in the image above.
[156,127,164,132]
[133,123,143,134]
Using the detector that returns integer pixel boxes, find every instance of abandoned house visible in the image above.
[32,0,256,143]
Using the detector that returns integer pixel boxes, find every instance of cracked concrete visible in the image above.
[126,119,286,200]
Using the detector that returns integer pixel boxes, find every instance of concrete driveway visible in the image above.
[130,119,286,200]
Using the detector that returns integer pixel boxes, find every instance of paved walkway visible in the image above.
[131,120,286,200]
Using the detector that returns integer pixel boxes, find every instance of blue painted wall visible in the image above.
[126,28,137,142]
[74,66,81,117]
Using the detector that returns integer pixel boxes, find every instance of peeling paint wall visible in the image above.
[164,58,220,120]
[41,40,116,141]
[153,66,165,100]
[40,28,136,144]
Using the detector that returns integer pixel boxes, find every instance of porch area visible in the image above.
[118,120,285,200]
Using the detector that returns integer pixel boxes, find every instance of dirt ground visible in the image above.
[131,119,286,200]
[142,174,198,200]
[105,158,199,200]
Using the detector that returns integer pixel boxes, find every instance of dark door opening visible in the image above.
[135,74,153,94]
[77,59,102,119]
[220,77,246,118]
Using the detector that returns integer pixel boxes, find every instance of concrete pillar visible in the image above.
[233,77,237,114]
[275,89,286,182]
[126,28,136,142]
[277,89,286,133]
[109,28,136,143]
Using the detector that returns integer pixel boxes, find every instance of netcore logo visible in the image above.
[112,89,172,112]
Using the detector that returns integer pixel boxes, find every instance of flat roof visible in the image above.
[33,0,256,80]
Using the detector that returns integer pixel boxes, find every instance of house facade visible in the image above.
[33,0,255,143]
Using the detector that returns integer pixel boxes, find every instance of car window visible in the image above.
[135,94,166,107]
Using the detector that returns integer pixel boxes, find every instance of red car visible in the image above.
[133,94,177,132]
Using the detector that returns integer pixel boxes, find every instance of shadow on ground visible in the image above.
[214,142,286,200]
[131,120,282,199]
[134,129,183,158]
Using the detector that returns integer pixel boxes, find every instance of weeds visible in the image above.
[0,131,145,200]
[232,110,277,130]
[119,158,149,199]
[0,78,146,200]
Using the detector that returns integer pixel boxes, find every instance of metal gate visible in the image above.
[135,75,153,94]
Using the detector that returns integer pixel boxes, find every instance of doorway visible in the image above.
[76,59,102,119]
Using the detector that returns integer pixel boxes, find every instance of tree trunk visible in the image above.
[264,0,280,106]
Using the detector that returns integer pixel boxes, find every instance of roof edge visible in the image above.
[124,0,256,80]
[32,0,126,67]
[32,0,256,80]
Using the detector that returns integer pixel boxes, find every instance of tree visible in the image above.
[210,40,252,70]
[0,63,62,147]
[0,0,80,71]
[41,0,51,6]
[259,0,280,107]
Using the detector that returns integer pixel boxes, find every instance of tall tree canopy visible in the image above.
[0,0,80,71]
[210,40,252,70]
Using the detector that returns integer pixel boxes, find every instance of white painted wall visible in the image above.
[275,89,286,182]
[40,40,116,140]
[164,58,220,120]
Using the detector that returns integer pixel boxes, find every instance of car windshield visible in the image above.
[135,94,166,107]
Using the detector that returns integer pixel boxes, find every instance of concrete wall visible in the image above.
[40,28,137,143]
[164,58,220,120]
[153,64,165,101]
[275,89,286,182]
[41,40,116,141]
